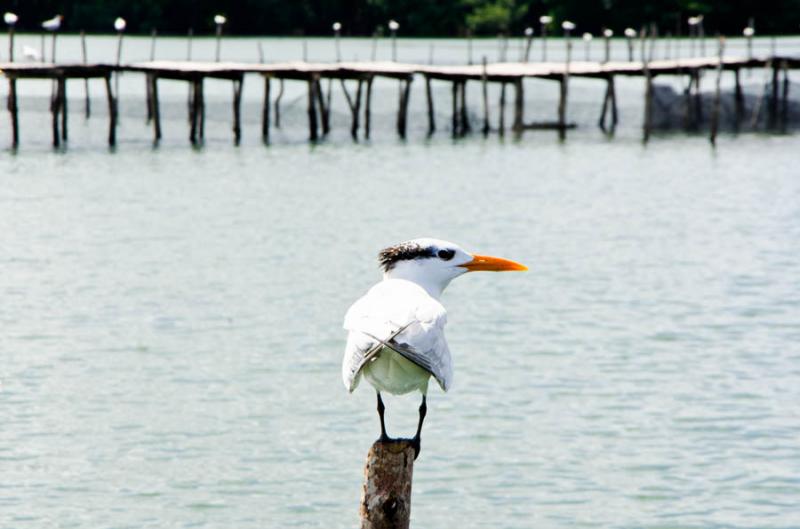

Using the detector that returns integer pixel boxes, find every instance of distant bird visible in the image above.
[524,27,534,37]
[332,21,342,32]
[624,27,637,38]
[114,17,126,32]
[742,27,754,37]
[41,15,62,31]
[388,19,399,32]
[342,238,527,458]
[4,11,18,26]
[23,45,40,61]
[561,20,576,32]
[603,28,614,38]
[214,14,227,26]
[539,15,553,25]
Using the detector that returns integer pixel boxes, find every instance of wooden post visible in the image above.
[481,57,490,136]
[498,82,506,136]
[308,76,319,141]
[609,76,618,132]
[693,70,702,127]
[360,440,415,529]
[104,74,117,147]
[424,75,435,136]
[146,73,154,123]
[769,61,779,128]
[197,78,206,141]
[151,74,161,143]
[51,76,62,147]
[734,67,744,127]
[232,77,243,145]
[364,76,374,139]
[274,78,284,128]
[262,76,271,143]
[351,79,364,140]
[780,60,789,130]
[317,78,330,135]
[451,81,459,137]
[598,77,611,132]
[709,38,724,146]
[512,77,523,136]
[80,30,90,118]
[60,76,68,142]
[8,78,19,148]
[189,78,199,145]
[459,81,470,134]
[643,69,653,143]
[397,78,411,139]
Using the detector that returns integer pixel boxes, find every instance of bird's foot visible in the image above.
[411,435,421,460]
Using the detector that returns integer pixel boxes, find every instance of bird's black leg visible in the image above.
[411,395,427,460]
[376,391,389,442]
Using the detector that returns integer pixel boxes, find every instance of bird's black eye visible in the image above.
[437,249,455,261]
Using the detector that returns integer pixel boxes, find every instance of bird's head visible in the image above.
[378,238,527,298]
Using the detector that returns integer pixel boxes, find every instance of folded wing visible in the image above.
[342,279,453,393]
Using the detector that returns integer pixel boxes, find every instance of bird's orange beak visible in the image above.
[460,254,528,272]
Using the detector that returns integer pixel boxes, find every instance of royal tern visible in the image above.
[342,238,526,457]
[41,15,62,31]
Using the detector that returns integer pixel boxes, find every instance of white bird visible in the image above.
[603,28,614,38]
[388,19,399,32]
[214,14,227,25]
[582,32,593,41]
[4,11,18,26]
[114,17,126,32]
[41,15,62,31]
[624,27,637,38]
[743,27,755,37]
[332,21,342,32]
[539,15,553,25]
[524,27,534,37]
[562,20,576,32]
[342,238,526,457]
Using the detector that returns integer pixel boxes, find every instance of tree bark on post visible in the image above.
[360,439,415,529]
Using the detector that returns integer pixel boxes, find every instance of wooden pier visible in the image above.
[1,54,797,148]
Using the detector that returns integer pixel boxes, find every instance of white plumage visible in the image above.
[343,278,452,394]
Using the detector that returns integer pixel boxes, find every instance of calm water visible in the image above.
[2,37,800,529]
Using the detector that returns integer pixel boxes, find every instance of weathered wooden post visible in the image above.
[262,76,271,143]
[364,75,374,139]
[397,77,412,139]
[104,74,117,147]
[451,81,458,137]
[150,74,161,143]
[459,81,470,135]
[274,79,284,128]
[307,75,319,141]
[481,56,490,136]
[232,76,244,145]
[60,76,68,142]
[642,30,654,143]
[709,37,725,145]
[80,30,91,118]
[7,75,19,147]
[512,77,524,136]
[498,81,506,136]
[424,75,435,136]
[360,439,415,529]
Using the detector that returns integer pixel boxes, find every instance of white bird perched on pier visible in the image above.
[342,238,527,457]
[214,14,227,26]
[562,20,576,32]
[524,26,534,37]
[388,19,399,32]
[742,27,755,37]
[603,28,614,38]
[114,17,126,32]
[4,11,18,26]
[624,27,637,38]
[539,15,553,25]
[41,15,62,31]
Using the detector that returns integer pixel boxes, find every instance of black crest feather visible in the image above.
[378,242,436,272]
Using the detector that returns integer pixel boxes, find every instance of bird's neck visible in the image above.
[383,267,449,299]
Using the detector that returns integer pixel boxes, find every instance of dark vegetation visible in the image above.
[1,0,798,36]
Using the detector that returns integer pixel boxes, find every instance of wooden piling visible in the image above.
[693,70,703,126]
[734,67,744,126]
[232,77,244,145]
[104,74,116,147]
[51,77,62,147]
[197,79,206,141]
[769,61,779,128]
[354,79,364,140]
[459,81,470,134]
[710,39,724,145]
[397,78,411,139]
[274,78,284,128]
[643,67,653,143]
[316,78,330,135]
[80,30,90,118]
[781,60,789,130]
[146,73,154,123]
[451,81,459,137]
[150,74,161,143]
[262,76,271,143]
[609,76,619,131]
[308,76,319,141]
[598,76,611,131]
[481,57,490,136]
[360,439,415,529]
[498,82,506,136]
[60,76,68,142]
[424,75,435,136]
[189,79,199,144]
[512,77,524,136]
[364,76,374,139]
[7,78,19,147]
